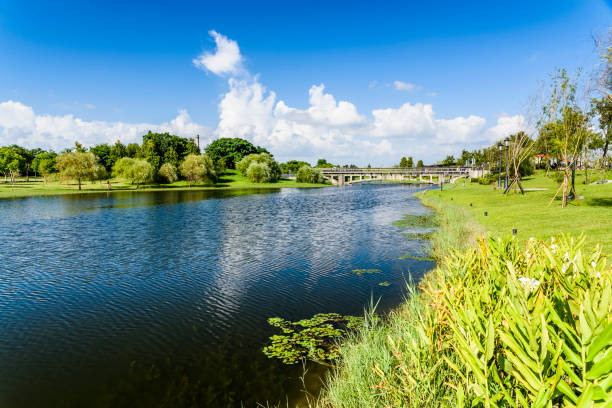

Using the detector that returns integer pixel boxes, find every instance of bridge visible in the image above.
[319,166,488,186]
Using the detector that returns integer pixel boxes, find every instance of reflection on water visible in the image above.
[0,184,434,407]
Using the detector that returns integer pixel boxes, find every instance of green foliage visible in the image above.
[316,158,335,168]
[90,143,112,171]
[0,146,25,182]
[263,313,364,364]
[417,159,424,167]
[158,162,178,183]
[392,214,436,229]
[296,165,324,183]
[441,155,456,166]
[246,162,269,183]
[141,131,199,175]
[31,151,57,181]
[378,281,391,287]
[280,160,310,174]
[441,235,612,407]
[179,154,216,187]
[350,269,381,277]
[112,157,154,188]
[399,157,409,167]
[204,137,261,169]
[56,152,98,190]
[236,153,281,182]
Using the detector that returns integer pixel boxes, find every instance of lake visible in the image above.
[0,184,434,407]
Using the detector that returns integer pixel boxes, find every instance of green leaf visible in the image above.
[587,352,612,380]
[485,315,495,362]
[586,323,612,362]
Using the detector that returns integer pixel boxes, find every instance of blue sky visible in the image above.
[0,0,610,164]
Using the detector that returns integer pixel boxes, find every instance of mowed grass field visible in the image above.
[419,170,612,255]
[0,170,328,199]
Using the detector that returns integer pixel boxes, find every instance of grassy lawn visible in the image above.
[0,170,329,199]
[419,170,612,255]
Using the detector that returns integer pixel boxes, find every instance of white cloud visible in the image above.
[393,80,417,92]
[1,31,527,166]
[487,114,527,141]
[193,30,244,76]
[0,101,211,152]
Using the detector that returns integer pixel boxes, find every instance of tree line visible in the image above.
[0,134,331,189]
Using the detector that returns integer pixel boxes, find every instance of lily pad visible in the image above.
[263,314,364,364]
[378,281,391,287]
[351,268,382,277]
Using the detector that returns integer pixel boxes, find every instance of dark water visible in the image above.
[0,184,434,407]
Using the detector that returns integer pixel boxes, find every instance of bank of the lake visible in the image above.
[317,171,612,407]
[0,169,329,199]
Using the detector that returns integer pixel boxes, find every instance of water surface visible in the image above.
[0,184,433,407]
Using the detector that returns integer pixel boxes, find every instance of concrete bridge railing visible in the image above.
[319,166,488,186]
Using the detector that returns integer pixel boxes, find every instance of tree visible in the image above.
[590,97,612,165]
[32,151,57,183]
[399,157,408,167]
[407,157,414,167]
[236,153,281,182]
[315,158,335,168]
[125,143,142,158]
[280,160,310,174]
[0,146,25,183]
[204,137,261,169]
[112,158,154,189]
[90,143,112,172]
[246,162,270,183]
[296,165,324,183]
[141,131,200,174]
[158,162,178,183]
[180,154,216,187]
[56,152,98,190]
[540,69,590,207]
[417,160,424,167]
[441,155,456,166]
[109,141,127,169]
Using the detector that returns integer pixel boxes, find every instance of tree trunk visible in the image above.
[561,171,568,208]
[78,178,82,190]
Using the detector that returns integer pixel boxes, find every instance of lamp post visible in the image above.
[504,137,510,190]
[498,143,503,188]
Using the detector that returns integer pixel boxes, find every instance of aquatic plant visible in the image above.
[378,282,391,287]
[350,269,381,277]
[263,313,364,364]
[392,214,436,229]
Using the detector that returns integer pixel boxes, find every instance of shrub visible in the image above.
[180,154,216,187]
[158,162,178,183]
[236,153,280,182]
[246,162,270,183]
[112,157,154,188]
[296,165,324,183]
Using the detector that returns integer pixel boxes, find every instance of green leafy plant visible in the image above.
[263,313,364,364]
[350,269,381,277]
[440,235,611,407]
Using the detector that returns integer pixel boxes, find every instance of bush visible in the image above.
[180,154,216,187]
[296,165,324,183]
[246,162,270,183]
[237,153,280,182]
[158,162,178,183]
[112,157,154,188]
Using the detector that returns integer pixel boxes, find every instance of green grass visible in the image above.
[419,170,612,255]
[0,170,329,199]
